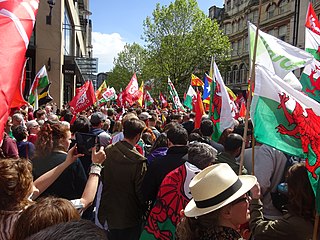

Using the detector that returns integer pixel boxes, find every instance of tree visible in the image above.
[107,43,148,91]
[142,0,230,94]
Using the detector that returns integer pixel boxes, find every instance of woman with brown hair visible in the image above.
[176,163,257,240]
[32,121,87,200]
[11,197,80,240]
[249,162,316,240]
[0,159,33,240]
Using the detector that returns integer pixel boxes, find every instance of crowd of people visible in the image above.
[0,102,317,240]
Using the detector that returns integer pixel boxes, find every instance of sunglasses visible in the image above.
[231,194,249,205]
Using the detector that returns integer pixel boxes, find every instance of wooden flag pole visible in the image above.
[238,0,263,176]
[313,213,319,240]
[251,133,255,175]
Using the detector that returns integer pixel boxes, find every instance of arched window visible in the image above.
[279,0,288,14]
[239,63,247,83]
[267,4,276,19]
[232,65,239,84]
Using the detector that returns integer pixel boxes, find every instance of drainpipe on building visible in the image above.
[293,0,300,46]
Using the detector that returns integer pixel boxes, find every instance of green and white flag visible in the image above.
[249,22,313,89]
[300,3,320,102]
[144,91,154,107]
[210,62,236,141]
[28,65,49,109]
[252,64,320,213]
[168,78,184,110]
[183,85,196,109]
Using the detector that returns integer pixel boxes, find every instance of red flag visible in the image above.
[239,101,247,118]
[69,81,96,113]
[159,92,168,108]
[0,1,39,143]
[10,58,28,108]
[194,91,205,129]
[122,73,140,106]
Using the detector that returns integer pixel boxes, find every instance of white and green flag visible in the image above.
[183,85,196,109]
[300,3,320,102]
[249,22,313,89]
[252,64,320,213]
[168,78,184,110]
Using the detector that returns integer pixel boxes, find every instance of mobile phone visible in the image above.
[75,132,99,155]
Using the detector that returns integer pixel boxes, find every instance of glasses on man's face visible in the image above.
[231,194,249,205]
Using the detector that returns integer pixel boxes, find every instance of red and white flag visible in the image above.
[69,81,96,113]
[0,0,39,143]
[159,92,168,108]
[122,73,141,106]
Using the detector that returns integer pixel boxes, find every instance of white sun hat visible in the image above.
[184,163,257,217]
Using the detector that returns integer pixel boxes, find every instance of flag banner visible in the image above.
[168,78,184,110]
[194,91,205,129]
[249,22,313,89]
[184,85,196,109]
[191,74,204,87]
[210,62,236,141]
[122,73,141,106]
[0,0,39,143]
[203,73,212,102]
[300,59,320,102]
[137,81,144,107]
[144,91,154,107]
[159,92,168,108]
[69,81,96,113]
[10,58,28,108]
[95,81,107,101]
[102,87,117,101]
[29,65,49,105]
[305,2,320,61]
[38,83,53,106]
[252,64,320,212]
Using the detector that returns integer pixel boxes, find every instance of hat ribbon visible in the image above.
[195,179,242,208]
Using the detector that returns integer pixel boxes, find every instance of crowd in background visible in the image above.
[0,102,316,240]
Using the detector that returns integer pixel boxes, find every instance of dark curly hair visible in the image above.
[35,122,70,157]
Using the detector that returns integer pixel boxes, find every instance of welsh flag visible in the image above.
[305,2,320,61]
[69,81,96,113]
[28,65,49,106]
[209,62,236,141]
[249,22,313,89]
[252,64,320,213]
[144,91,154,107]
[0,0,39,143]
[102,87,117,101]
[168,78,184,110]
[159,92,168,108]
[183,85,196,109]
[300,3,320,102]
[191,74,204,87]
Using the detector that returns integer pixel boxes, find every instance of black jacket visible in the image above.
[142,145,188,205]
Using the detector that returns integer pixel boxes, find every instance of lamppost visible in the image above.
[46,0,56,25]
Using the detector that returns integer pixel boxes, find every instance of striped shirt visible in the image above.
[0,210,22,240]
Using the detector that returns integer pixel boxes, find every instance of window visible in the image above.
[225,23,232,34]
[64,9,73,56]
[232,22,237,33]
[267,4,276,19]
[279,0,288,14]
[238,39,243,54]
[278,25,287,41]
[239,18,243,30]
[244,35,248,52]
[232,41,238,56]
[267,28,275,37]
[226,0,231,11]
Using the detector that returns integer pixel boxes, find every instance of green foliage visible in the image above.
[109,0,230,95]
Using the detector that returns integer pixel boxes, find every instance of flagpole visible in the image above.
[238,0,263,176]
[313,213,319,240]
[35,88,39,110]
[208,56,215,118]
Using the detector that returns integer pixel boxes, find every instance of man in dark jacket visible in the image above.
[142,123,188,206]
[98,118,147,240]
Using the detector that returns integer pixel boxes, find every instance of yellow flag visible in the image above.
[137,81,144,107]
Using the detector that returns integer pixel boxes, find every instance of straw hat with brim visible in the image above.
[184,163,257,218]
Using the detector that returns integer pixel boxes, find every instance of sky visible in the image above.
[90,0,224,73]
